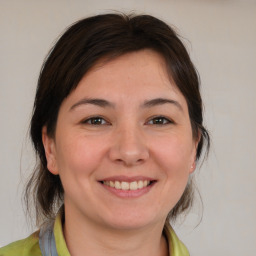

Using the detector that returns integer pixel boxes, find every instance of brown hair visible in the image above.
[25,13,210,226]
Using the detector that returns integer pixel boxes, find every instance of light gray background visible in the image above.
[1,1,255,255]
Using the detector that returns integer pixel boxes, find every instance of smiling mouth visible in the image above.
[100,180,155,191]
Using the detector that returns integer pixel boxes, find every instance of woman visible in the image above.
[0,13,209,256]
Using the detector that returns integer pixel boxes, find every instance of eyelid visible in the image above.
[145,116,174,125]
[81,116,111,125]
[80,115,174,126]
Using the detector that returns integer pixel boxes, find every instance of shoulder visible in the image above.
[0,231,41,256]
[164,224,190,256]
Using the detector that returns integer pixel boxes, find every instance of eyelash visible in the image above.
[146,116,173,125]
[82,116,110,125]
[82,116,173,126]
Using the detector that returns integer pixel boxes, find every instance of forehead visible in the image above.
[83,51,177,91]
[63,49,187,109]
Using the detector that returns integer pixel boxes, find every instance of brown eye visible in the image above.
[83,117,108,125]
[147,116,172,125]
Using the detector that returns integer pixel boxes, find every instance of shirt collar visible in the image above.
[53,207,189,256]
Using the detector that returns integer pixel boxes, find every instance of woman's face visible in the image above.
[43,49,197,230]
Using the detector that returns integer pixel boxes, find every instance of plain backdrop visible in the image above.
[0,1,256,255]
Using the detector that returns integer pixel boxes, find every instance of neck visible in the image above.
[63,207,168,256]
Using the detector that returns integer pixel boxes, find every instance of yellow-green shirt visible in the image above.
[0,213,189,256]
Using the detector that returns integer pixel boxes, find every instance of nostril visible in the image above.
[108,138,149,166]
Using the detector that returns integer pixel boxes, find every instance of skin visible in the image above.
[42,49,198,256]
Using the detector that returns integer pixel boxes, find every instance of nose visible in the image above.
[109,125,149,166]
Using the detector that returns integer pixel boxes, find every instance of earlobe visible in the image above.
[190,145,198,173]
[42,126,59,175]
[190,134,200,174]
[190,161,196,173]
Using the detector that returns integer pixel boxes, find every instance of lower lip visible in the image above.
[100,182,155,198]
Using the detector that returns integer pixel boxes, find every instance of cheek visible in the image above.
[55,134,106,183]
[155,134,193,165]
[151,135,194,187]
[147,135,194,215]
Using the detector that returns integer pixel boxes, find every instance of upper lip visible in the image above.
[99,175,156,182]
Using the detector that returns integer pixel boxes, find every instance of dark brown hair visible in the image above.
[25,13,210,226]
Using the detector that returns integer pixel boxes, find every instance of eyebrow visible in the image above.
[70,97,183,111]
[142,98,183,111]
[70,98,114,111]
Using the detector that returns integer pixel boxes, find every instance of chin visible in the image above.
[101,209,163,231]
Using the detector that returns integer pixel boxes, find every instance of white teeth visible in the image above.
[110,181,115,188]
[138,180,144,189]
[115,181,121,189]
[104,181,110,186]
[130,181,138,190]
[121,182,129,190]
[103,180,152,191]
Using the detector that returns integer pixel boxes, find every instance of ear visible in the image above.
[189,161,196,174]
[42,126,59,175]
[189,132,201,174]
